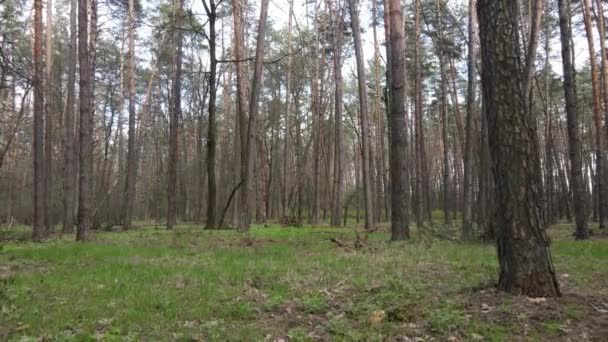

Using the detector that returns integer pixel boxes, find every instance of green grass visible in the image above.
[0,223,606,340]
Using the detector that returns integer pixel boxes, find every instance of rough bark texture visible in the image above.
[348,0,375,231]
[558,0,590,240]
[388,0,409,240]
[238,0,270,232]
[33,0,45,241]
[77,0,93,241]
[478,0,561,297]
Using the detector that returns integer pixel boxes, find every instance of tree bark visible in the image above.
[203,0,218,229]
[77,0,93,241]
[387,0,409,240]
[32,0,45,241]
[462,0,477,239]
[123,0,137,230]
[167,0,184,229]
[44,0,54,234]
[478,0,560,297]
[348,0,375,231]
[558,0,590,239]
[238,0,270,232]
[330,3,344,227]
[594,0,608,229]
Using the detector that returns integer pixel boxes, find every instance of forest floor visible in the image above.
[0,222,607,341]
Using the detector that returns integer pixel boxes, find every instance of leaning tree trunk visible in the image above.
[348,0,375,231]
[558,0,590,240]
[477,0,561,297]
[387,0,409,240]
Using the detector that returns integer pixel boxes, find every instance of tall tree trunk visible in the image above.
[437,0,451,225]
[62,0,77,234]
[123,0,137,230]
[478,0,561,297]
[44,0,53,234]
[77,0,93,241]
[558,0,590,239]
[462,0,477,239]
[238,0,270,232]
[594,0,608,229]
[231,0,248,226]
[204,0,218,229]
[348,0,375,231]
[167,0,184,229]
[32,0,45,241]
[330,3,344,227]
[283,0,293,219]
[582,0,607,229]
[387,0,409,240]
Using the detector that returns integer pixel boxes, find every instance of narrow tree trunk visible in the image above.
[238,0,270,232]
[330,3,344,227]
[283,0,294,219]
[167,0,184,229]
[32,0,45,241]
[558,0,590,239]
[348,0,375,231]
[123,0,137,230]
[76,0,93,241]
[204,0,218,229]
[594,0,608,229]
[478,0,561,297]
[62,0,77,234]
[462,0,477,239]
[437,0,451,225]
[44,0,54,234]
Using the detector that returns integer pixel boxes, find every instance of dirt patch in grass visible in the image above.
[465,287,608,341]
[0,260,51,280]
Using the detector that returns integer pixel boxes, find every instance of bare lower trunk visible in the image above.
[478,0,560,297]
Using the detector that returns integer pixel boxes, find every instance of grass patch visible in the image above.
[0,222,606,340]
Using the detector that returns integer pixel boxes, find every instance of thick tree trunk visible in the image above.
[387,0,409,240]
[558,0,590,239]
[478,0,560,297]
[348,0,375,231]
[123,0,137,230]
[167,0,184,229]
[238,0,270,232]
